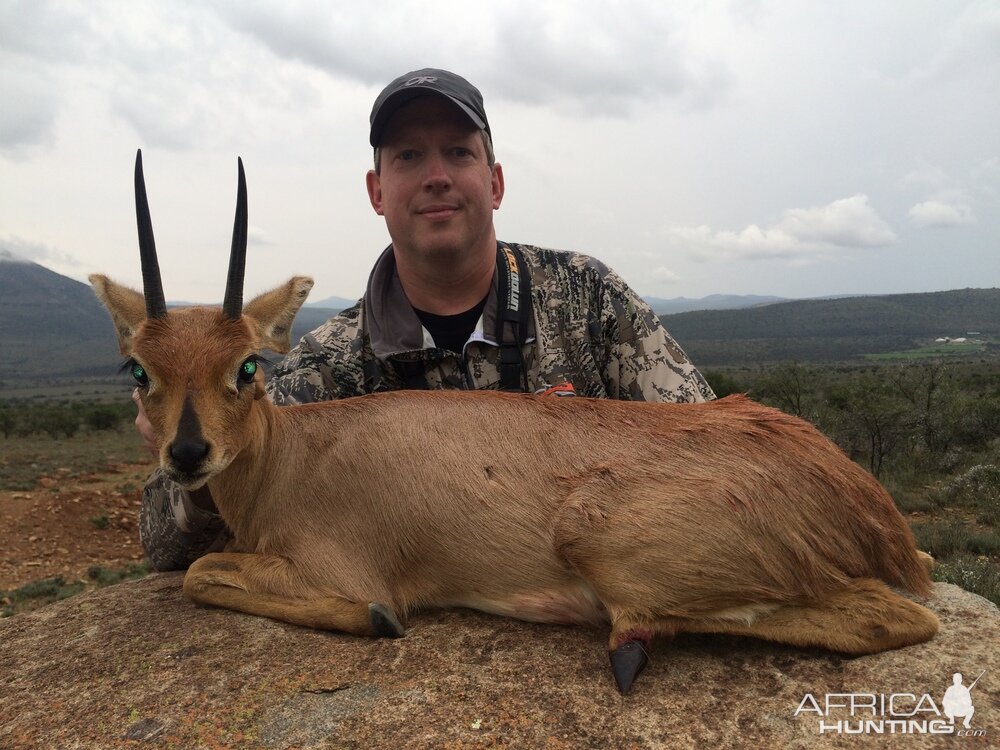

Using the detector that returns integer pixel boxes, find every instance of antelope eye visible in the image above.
[238,358,257,384]
[131,362,149,386]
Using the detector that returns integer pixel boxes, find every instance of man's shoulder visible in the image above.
[301,299,364,351]
[271,299,365,379]
[267,299,370,403]
[510,243,612,277]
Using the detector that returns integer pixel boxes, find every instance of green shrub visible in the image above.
[0,406,13,438]
[703,370,744,399]
[932,554,1000,607]
[936,464,1000,525]
[912,517,1000,557]
[36,405,80,438]
[1,576,86,616]
[912,519,971,558]
[86,561,151,586]
[84,404,124,431]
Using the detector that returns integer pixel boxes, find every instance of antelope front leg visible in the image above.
[183,552,404,638]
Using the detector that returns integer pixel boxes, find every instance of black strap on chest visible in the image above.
[495,243,532,392]
[393,359,428,390]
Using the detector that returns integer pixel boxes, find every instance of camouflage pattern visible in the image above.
[268,244,715,404]
[139,468,230,570]
[139,243,715,570]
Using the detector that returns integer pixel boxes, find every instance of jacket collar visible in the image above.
[363,243,533,359]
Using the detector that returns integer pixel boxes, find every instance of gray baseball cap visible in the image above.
[369,68,490,147]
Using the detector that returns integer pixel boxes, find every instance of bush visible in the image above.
[936,464,1000,526]
[86,561,151,586]
[84,404,124,431]
[932,554,1000,607]
[36,405,80,438]
[1,576,85,616]
[703,370,744,398]
[0,406,13,438]
[912,518,1000,557]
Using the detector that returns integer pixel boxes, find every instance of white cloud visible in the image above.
[668,195,897,260]
[248,225,271,246]
[908,200,976,228]
[0,3,323,153]
[898,163,954,192]
[0,234,81,266]
[211,1,736,115]
[0,2,997,302]
[650,265,681,284]
[0,60,59,155]
[776,195,897,248]
[911,1,1000,83]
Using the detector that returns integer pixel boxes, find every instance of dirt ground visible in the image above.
[0,461,153,591]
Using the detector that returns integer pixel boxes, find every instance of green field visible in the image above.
[864,342,986,361]
[0,422,147,491]
[0,377,132,403]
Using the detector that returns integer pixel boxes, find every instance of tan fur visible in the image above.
[92,274,939,660]
[243,276,314,352]
[88,274,147,355]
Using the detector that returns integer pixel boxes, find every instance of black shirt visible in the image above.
[413,295,489,354]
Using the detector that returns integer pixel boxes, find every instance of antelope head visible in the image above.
[90,151,313,488]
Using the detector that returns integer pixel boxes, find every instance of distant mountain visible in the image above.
[4,255,998,386]
[307,293,782,316]
[0,252,120,381]
[304,293,786,316]
[664,288,1000,365]
[306,294,359,310]
[0,252,351,386]
[647,294,786,315]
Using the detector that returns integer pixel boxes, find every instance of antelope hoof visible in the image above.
[609,639,649,694]
[369,602,404,638]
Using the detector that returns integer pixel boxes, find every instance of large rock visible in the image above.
[2,575,997,749]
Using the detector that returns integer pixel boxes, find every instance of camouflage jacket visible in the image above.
[140,243,715,570]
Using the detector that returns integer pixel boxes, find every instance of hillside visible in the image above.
[3,255,998,386]
[0,255,344,387]
[0,255,120,382]
[648,293,785,316]
[665,288,1000,365]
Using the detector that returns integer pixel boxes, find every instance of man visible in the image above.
[138,68,715,570]
[942,672,976,729]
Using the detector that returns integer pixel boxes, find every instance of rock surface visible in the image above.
[2,575,997,749]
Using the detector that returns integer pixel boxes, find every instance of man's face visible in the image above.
[366,96,504,264]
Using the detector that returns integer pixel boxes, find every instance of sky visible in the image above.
[1,0,998,305]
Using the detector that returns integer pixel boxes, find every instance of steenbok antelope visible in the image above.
[91,152,938,694]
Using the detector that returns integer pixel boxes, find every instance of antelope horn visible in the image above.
[134,149,168,319]
[222,157,248,320]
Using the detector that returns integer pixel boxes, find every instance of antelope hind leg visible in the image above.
[183,552,404,637]
[606,608,661,695]
[596,578,938,693]
[677,578,939,655]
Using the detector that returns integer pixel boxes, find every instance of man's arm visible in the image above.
[139,469,230,570]
[595,267,715,403]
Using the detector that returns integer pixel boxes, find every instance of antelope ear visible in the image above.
[243,276,314,353]
[89,274,147,356]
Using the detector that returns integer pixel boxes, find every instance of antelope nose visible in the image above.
[169,439,210,473]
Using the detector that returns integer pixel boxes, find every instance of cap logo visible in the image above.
[405,76,438,86]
